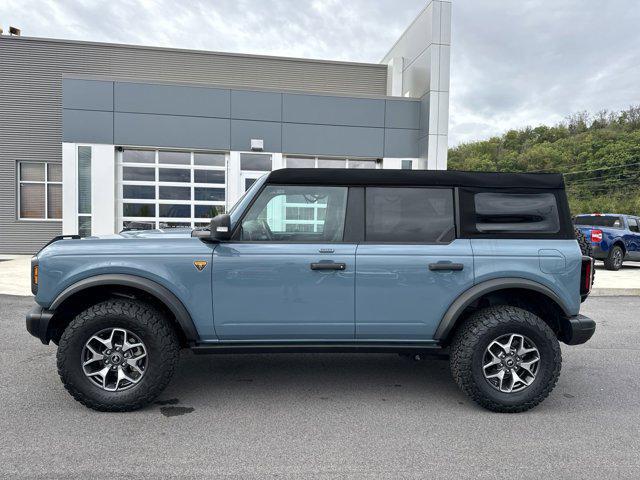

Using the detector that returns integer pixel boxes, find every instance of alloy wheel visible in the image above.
[81,328,148,392]
[482,333,540,393]
[614,249,623,268]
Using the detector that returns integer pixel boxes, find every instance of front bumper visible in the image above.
[562,314,596,345]
[26,304,54,345]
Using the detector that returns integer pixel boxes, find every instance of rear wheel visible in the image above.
[450,305,561,413]
[604,245,624,271]
[57,298,180,411]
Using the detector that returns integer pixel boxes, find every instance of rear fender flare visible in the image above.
[433,278,571,341]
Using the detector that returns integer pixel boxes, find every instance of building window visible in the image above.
[119,148,227,230]
[401,159,413,170]
[240,153,272,171]
[18,162,62,220]
[77,146,92,237]
[285,156,377,169]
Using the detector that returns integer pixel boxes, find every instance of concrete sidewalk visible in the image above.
[1,254,639,297]
[590,262,640,296]
[0,255,31,296]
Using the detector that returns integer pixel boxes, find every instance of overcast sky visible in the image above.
[2,0,638,146]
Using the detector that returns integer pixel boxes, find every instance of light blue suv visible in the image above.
[26,169,595,412]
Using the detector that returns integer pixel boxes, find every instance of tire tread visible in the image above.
[56,298,179,412]
[450,305,561,413]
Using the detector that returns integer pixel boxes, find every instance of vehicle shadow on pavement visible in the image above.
[159,351,463,407]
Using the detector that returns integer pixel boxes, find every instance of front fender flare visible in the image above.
[433,277,571,342]
[50,274,199,343]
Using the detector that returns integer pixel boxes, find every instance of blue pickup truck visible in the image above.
[574,214,640,270]
[26,169,595,413]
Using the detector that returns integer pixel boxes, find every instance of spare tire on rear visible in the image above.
[574,227,595,285]
[574,227,592,257]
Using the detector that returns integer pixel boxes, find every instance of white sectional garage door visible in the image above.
[117,148,228,230]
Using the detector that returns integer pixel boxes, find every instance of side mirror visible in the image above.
[210,213,232,241]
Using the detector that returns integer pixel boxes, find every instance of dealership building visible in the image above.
[0,0,451,254]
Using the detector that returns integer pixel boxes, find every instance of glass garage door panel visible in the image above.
[119,149,227,230]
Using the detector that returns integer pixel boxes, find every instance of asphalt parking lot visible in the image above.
[1,295,639,479]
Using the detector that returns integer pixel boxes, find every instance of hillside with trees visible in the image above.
[448,106,640,215]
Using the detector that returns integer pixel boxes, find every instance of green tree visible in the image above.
[448,106,640,215]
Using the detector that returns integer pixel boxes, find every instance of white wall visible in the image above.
[62,142,116,236]
[382,0,451,170]
[91,145,117,235]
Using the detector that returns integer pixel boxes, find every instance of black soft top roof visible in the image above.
[266,168,564,189]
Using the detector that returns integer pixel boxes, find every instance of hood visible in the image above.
[36,228,203,259]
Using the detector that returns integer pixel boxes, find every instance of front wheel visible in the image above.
[450,305,561,413]
[604,245,624,271]
[57,298,180,411]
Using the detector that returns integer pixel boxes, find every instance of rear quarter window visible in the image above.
[474,192,560,233]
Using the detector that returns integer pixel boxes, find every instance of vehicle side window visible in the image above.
[365,187,455,243]
[628,218,639,232]
[474,192,560,233]
[239,185,348,242]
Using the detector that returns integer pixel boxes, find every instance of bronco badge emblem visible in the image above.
[193,260,207,271]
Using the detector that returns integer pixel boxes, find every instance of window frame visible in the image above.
[362,186,457,245]
[458,187,574,240]
[117,148,228,230]
[17,161,63,222]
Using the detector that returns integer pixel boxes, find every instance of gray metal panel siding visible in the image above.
[282,124,384,158]
[385,100,420,129]
[0,36,386,252]
[115,82,230,117]
[282,94,386,127]
[231,120,282,152]
[114,113,230,150]
[63,78,421,159]
[231,90,282,122]
[384,129,420,157]
[62,109,114,144]
[63,79,114,111]
[1,40,64,253]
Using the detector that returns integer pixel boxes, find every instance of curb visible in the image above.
[590,288,640,297]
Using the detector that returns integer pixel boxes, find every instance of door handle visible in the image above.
[429,262,464,271]
[310,262,346,271]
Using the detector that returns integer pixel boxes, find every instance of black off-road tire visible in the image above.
[57,298,180,412]
[450,305,562,413]
[604,245,624,271]
[574,227,595,285]
[574,227,592,257]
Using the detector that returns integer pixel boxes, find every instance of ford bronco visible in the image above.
[26,169,595,413]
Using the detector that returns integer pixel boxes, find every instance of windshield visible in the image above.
[574,215,623,228]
